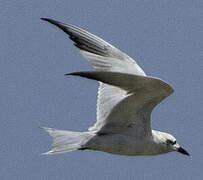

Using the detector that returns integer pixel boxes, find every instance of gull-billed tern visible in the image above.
[41,18,189,156]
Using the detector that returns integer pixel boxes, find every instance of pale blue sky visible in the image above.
[1,1,203,179]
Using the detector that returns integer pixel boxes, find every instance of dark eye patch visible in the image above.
[167,139,176,145]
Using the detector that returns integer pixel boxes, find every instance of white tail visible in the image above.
[42,127,94,155]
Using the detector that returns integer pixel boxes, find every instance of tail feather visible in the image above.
[42,127,93,155]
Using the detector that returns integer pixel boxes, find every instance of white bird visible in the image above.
[41,18,189,156]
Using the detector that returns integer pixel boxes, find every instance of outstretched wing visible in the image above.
[41,18,174,137]
[67,72,174,136]
[40,18,145,75]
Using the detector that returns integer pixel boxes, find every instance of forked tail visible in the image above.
[42,127,94,155]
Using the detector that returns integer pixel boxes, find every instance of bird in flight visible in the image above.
[41,18,189,156]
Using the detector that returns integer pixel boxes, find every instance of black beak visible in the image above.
[178,147,190,156]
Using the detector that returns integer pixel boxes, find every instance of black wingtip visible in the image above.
[40,18,64,28]
[40,17,70,36]
[64,73,72,76]
[64,72,82,76]
[40,18,58,24]
[64,71,105,82]
[40,17,51,22]
[40,17,47,21]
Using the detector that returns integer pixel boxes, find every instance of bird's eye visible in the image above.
[167,139,176,145]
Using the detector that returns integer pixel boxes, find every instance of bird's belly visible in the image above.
[86,134,155,156]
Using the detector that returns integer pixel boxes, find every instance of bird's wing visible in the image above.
[67,72,174,136]
[41,18,174,137]
[40,18,145,75]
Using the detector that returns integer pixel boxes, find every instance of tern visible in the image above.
[41,18,189,156]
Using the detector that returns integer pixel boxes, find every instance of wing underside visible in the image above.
[67,71,174,136]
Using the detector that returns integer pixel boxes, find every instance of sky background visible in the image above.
[1,0,203,179]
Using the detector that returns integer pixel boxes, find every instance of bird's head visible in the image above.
[153,131,189,156]
[165,134,189,156]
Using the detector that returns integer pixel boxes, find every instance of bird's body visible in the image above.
[82,131,170,156]
[41,18,189,156]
